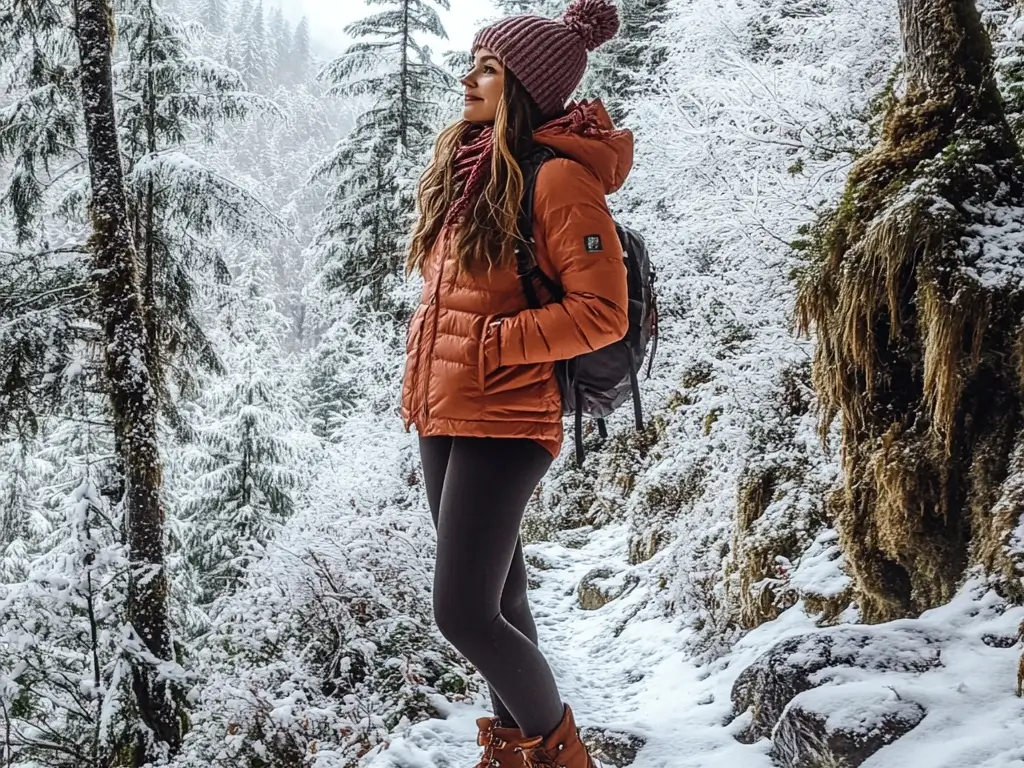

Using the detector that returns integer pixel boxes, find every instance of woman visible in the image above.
[400,1,632,765]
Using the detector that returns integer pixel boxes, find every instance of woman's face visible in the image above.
[461,48,505,123]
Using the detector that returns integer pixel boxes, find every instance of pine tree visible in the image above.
[115,0,279,435]
[0,1,92,441]
[492,0,561,13]
[985,0,1024,141]
[238,0,271,89]
[200,0,225,30]
[266,6,290,87]
[0,436,46,582]
[310,0,454,313]
[0,386,150,766]
[305,300,366,438]
[235,0,253,33]
[585,0,672,119]
[181,260,302,603]
[289,15,311,85]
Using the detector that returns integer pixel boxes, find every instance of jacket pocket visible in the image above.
[478,316,499,393]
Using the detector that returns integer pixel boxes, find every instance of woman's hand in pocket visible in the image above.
[479,315,503,391]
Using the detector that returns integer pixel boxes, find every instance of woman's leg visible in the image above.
[419,435,563,738]
[418,436,543,729]
[490,538,539,726]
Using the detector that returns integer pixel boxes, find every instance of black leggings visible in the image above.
[419,435,564,738]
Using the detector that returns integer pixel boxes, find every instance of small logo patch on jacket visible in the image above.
[584,235,603,252]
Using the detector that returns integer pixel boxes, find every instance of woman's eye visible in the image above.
[483,66,495,74]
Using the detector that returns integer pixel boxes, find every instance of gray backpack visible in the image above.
[515,145,659,466]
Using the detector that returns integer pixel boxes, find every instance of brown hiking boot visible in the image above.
[476,717,529,768]
[515,705,596,768]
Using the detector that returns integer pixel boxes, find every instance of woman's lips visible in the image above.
[465,96,483,102]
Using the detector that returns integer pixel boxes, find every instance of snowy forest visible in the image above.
[2,0,1024,765]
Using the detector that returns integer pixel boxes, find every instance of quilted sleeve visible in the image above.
[493,159,628,367]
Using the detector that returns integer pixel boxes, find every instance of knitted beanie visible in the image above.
[472,0,620,117]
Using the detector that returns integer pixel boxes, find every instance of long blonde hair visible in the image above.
[406,71,547,276]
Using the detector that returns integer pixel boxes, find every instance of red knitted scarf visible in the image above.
[444,123,494,229]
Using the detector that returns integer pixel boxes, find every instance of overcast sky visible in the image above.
[276,0,500,57]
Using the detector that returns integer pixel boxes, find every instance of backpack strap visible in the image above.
[515,144,564,309]
[517,145,589,464]
[574,392,585,466]
[646,291,659,379]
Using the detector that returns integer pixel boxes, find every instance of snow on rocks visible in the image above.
[730,624,943,743]
[772,683,926,768]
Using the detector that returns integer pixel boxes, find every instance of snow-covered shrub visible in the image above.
[171,422,474,768]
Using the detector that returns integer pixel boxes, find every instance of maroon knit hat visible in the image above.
[472,0,620,117]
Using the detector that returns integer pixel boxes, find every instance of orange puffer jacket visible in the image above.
[400,100,632,458]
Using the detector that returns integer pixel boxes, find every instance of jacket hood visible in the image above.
[532,99,633,194]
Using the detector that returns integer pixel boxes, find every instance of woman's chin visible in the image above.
[463,104,495,123]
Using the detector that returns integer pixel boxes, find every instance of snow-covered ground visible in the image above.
[361,519,1024,768]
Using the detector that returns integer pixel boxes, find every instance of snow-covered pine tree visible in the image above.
[0,383,155,767]
[115,0,280,435]
[73,0,185,757]
[237,0,271,90]
[492,0,561,14]
[234,0,252,33]
[309,0,454,314]
[268,5,292,87]
[0,436,47,583]
[982,0,1024,140]
[179,259,303,604]
[0,0,93,444]
[288,16,312,85]
[584,0,672,119]
[199,0,225,31]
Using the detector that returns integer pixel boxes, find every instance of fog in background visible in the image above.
[276,0,500,58]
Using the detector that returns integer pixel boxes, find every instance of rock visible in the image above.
[556,526,594,550]
[525,551,555,571]
[772,684,926,767]
[628,527,666,565]
[579,727,646,767]
[577,567,639,611]
[731,627,943,744]
[981,632,1016,648]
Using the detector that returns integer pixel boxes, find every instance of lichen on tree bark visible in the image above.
[72,0,185,759]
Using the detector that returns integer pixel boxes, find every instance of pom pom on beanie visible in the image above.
[562,0,621,51]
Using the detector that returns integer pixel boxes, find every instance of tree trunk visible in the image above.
[896,0,1012,138]
[72,0,184,760]
[796,0,1024,623]
[400,0,410,148]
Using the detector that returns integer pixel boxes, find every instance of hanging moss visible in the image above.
[794,0,1024,622]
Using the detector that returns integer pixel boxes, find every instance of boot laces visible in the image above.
[516,742,566,768]
[476,723,509,768]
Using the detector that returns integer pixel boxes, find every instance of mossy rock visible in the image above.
[577,567,640,611]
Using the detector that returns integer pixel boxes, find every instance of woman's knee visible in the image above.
[433,587,495,648]
[499,585,529,619]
